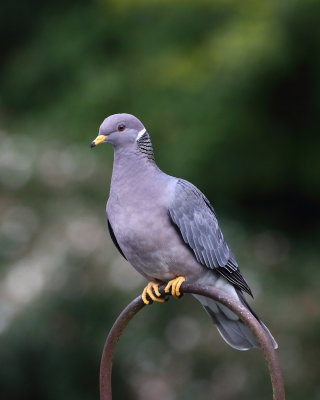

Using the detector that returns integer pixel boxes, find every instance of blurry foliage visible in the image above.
[0,0,319,399]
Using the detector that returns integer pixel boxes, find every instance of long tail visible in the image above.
[193,288,278,351]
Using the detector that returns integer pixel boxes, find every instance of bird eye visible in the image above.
[117,123,126,132]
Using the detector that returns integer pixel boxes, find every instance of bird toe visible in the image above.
[165,276,185,298]
[141,282,166,304]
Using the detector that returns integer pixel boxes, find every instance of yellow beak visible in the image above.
[90,134,107,148]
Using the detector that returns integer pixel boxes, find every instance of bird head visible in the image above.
[90,113,146,149]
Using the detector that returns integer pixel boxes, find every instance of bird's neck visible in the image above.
[135,130,155,162]
[110,137,159,191]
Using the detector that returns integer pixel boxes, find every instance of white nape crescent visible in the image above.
[136,128,146,141]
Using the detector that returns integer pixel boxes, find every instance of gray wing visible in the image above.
[107,218,127,260]
[168,179,252,296]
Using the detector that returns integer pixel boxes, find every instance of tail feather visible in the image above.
[236,289,278,349]
[204,304,260,350]
[194,290,278,351]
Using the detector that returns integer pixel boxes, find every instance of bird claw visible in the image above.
[165,276,185,298]
[141,282,166,305]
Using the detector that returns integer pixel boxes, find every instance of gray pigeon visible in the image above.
[91,113,277,351]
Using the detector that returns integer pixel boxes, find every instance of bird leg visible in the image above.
[141,281,166,305]
[165,276,186,298]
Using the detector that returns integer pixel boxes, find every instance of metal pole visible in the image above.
[99,283,285,400]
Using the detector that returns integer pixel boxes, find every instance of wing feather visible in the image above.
[169,179,252,296]
[107,218,127,260]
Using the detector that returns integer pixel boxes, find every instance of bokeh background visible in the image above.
[1,0,319,399]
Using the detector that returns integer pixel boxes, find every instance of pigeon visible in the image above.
[91,113,277,351]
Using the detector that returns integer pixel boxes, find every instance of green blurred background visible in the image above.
[1,0,319,399]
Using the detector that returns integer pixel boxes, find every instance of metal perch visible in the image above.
[99,283,285,400]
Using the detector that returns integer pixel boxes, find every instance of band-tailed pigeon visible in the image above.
[91,113,277,350]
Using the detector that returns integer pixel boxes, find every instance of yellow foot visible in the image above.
[165,276,186,298]
[141,282,166,305]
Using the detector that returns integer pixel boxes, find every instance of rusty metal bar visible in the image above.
[99,283,285,400]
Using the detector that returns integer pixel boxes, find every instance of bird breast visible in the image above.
[106,177,203,281]
[107,177,173,252]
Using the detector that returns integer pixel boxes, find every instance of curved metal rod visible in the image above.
[100,283,285,400]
